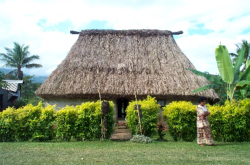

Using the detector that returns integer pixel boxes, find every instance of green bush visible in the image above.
[15,103,42,141]
[163,101,197,141]
[0,102,56,142]
[0,107,17,142]
[56,106,79,141]
[14,98,28,108]
[209,100,250,142]
[126,96,160,137]
[0,101,114,142]
[32,104,56,141]
[206,104,224,141]
[56,101,115,141]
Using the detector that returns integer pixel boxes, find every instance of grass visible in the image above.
[0,133,250,165]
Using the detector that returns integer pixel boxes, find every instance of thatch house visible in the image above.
[35,29,218,120]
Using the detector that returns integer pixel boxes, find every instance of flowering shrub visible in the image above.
[126,96,160,137]
[163,101,197,141]
[130,135,152,143]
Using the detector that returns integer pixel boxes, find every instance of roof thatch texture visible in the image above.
[35,29,218,100]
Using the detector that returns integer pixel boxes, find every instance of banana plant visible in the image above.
[188,68,227,103]
[189,45,250,101]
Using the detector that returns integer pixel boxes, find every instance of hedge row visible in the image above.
[0,101,115,142]
[0,103,56,142]
[163,100,250,142]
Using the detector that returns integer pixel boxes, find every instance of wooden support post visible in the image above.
[102,102,109,138]
[135,104,142,134]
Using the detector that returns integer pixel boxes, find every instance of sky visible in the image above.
[0,0,250,76]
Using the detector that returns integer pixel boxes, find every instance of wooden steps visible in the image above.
[110,120,132,141]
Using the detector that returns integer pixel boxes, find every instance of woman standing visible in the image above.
[197,97,216,146]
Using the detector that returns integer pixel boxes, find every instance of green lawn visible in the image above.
[1,138,250,165]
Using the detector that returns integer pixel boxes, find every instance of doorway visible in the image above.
[117,99,128,119]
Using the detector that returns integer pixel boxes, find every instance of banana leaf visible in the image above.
[240,65,250,81]
[236,80,250,88]
[187,68,223,84]
[233,47,245,81]
[215,45,234,84]
[192,84,221,93]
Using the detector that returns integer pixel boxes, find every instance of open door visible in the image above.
[117,99,128,119]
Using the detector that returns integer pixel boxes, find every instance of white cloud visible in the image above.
[0,0,250,76]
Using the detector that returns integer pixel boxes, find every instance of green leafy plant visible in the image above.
[208,99,250,142]
[130,135,152,143]
[189,45,250,101]
[126,96,160,137]
[56,101,115,141]
[163,101,197,141]
[0,102,56,142]
[0,107,17,142]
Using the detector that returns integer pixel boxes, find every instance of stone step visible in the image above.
[112,129,131,133]
[110,120,132,141]
[110,132,132,141]
[114,125,127,129]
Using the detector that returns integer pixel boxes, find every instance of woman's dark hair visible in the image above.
[198,97,207,103]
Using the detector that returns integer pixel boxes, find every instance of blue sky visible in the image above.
[0,0,250,76]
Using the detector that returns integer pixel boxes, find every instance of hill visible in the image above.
[0,68,47,84]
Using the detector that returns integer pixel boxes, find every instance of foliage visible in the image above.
[130,134,152,143]
[56,101,115,141]
[163,101,197,141]
[126,96,160,137]
[0,102,56,142]
[208,99,250,142]
[0,107,16,142]
[0,71,5,88]
[14,97,27,108]
[0,42,42,80]
[21,76,42,98]
[189,44,250,102]
[230,40,250,70]
[56,106,78,141]
[188,69,227,103]
[163,100,250,142]
[0,101,115,142]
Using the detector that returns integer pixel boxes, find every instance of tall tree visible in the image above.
[0,42,42,80]
[230,40,250,71]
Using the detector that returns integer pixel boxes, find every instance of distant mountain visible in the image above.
[0,68,48,84]
[31,76,48,83]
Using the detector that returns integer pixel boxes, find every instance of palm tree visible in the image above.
[230,40,250,71]
[0,42,42,80]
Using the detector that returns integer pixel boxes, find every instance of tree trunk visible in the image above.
[18,70,23,80]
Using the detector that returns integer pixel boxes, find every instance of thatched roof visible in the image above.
[35,29,218,100]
